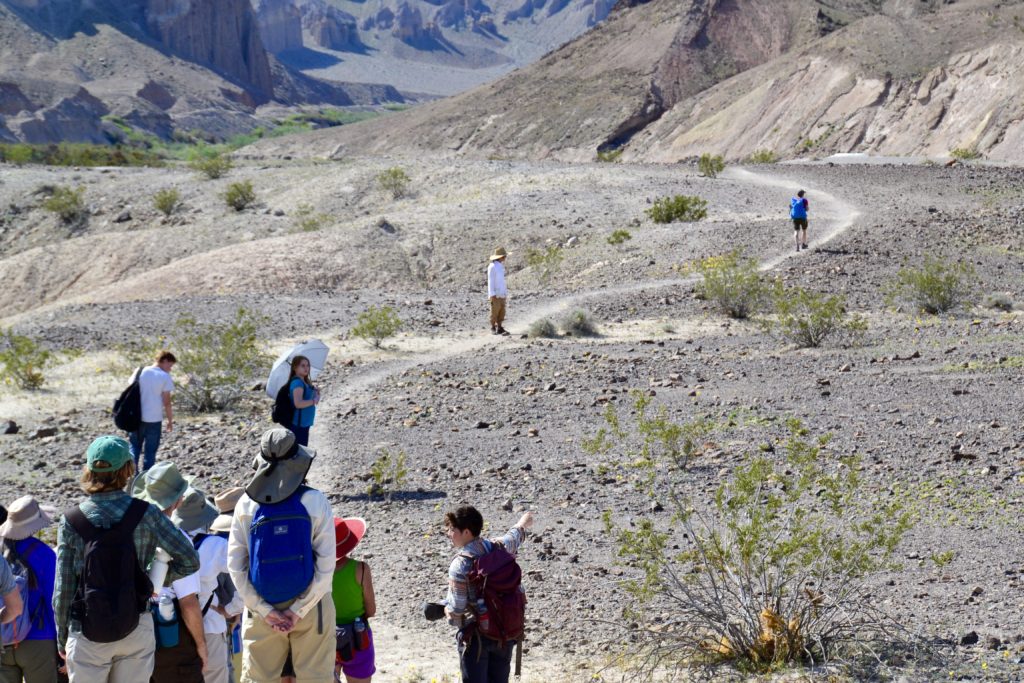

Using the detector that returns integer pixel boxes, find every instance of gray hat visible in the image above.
[0,495,56,541]
[131,461,189,511]
[246,428,315,505]
[172,486,219,533]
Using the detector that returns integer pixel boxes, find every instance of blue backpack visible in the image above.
[790,197,807,219]
[248,486,314,607]
[1,543,41,646]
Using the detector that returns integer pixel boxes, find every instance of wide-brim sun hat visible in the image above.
[210,514,233,534]
[489,246,508,261]
[246,428,315,505]
[209,485,245,534]
[335,517,366,562]
[0,495,56,540]
[172,486,220,533]
[131,461,190,511]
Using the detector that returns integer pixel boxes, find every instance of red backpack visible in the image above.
[465,541,526,644]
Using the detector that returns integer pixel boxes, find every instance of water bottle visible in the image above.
[476,598,489,633]
[148,547,171,593]
[353,617,369,650]
[157,593,175,622]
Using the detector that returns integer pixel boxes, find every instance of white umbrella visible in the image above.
[266,339,330,399]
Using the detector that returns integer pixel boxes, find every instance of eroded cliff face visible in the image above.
[302,1,361,51]
[253,0,304,54]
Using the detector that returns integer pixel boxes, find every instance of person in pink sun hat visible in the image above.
[330,517,375,683]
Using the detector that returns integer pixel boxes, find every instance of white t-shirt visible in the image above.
[191,532,243,635]
[135,366,174,423]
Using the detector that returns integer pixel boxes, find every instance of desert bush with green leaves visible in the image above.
[694,251,777,319]
[224,181,256,211]
[885,255,976,314]
[351,306,402,348]
[646,195,708,224]
[698,153,725,178]
[949,147,981,161]
[747,149,778,164]
[294,203,330,232]
[153,188,181,216]
[561,309,598,337]
[42,185,87,224]
[597,149,623,163]
[368,449,409,501]
[607,229,633,246]
[769,287,867,348]
[527,318,558,339]
[377,167,411,199]
[0,329,52,390]
[189,150,233,179]
[525,245,564,284]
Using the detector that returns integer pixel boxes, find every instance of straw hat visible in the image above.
[172,486,219,533]
[246,428,315,505]
[0,495,56,541]
[209,486,245,534]
[131,461,189,511]
[489,246,508,261]
[334,517,366,562]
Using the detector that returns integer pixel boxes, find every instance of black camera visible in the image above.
[422,601,446,622]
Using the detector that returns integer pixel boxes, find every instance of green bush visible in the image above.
[2,144,32,166]
[886,255,976,314]
[224,181,256,211]
[769,287,867,348]
[42,186,87,224]
[351,305,402,348]
[596,149,623,163]
[561,309,598,337]
[163,308,269,412]
[377,167,410,199]
[694,251,777,319]
[189,151,233,179]
[0,143,163,167]
[0,329,52,390]
[645,195,707,223]
[982,292,1014,311]
[607,229,632,246]
[747,149,778,164]
[949,147,981,161]
[153,188,181,217]
[368,449,408,502]
[527,318,558,339]
[294,203,330,232]
[698,153,725,178]
[525,245,564,284]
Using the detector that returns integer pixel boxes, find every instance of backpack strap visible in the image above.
[192,533,209,551]
[201,593,216,617]
[65,505,99,542]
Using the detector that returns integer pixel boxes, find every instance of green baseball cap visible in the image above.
[87,436,132,472]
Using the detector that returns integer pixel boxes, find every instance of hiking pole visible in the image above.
[514,637,523,679]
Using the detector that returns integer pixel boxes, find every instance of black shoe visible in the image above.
[497,327,510,336]
[491,327,500,335]
[802,243,809,250]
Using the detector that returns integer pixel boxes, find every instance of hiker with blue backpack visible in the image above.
[0,495,59,683]
[227,428,336,683]
[443,506,534,683]
[790,189,810,251]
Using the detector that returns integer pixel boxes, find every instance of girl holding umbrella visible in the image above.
[287,355,319,446]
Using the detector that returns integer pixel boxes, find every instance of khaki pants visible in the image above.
[489,297,506,328]
[240,597,334,683]
[203,631,229,683]
[66,615,155,683]
[0,638,59,683]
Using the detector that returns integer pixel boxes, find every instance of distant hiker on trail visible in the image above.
[128,350,177,473]
[54,436,199,683]
[790,189,810,251]
[227,428,336,683]
[288,356,320,448]
[330,517,375,683]
[132,462,208,682]
[443,506,533,683]
[488,247,510,336]
[1,495,59,683]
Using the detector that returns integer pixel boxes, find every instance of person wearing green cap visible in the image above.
[53,436,200,683]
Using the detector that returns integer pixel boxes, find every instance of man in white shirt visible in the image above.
[487,246,510,336]
[227,428,336,683]
[130,350,176,472]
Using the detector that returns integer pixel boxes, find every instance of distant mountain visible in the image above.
[256,0,1024,163]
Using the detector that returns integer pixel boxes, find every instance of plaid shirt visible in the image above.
[445,525,526,626]
[53,491,200,650]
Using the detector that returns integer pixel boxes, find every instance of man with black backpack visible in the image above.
[227,428,336,683]
[443,506,534,683]
[53,436,199,683]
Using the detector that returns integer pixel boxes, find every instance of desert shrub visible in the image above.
[600,409,913,678]
[747,149,778,164]
[1,144,32,166]
[886,255,976,314]
[164,308,269,412]
[525,245,563,284]
[597,149,623,163]
[189,150,233,179]
[368,449,408,501]
[0,143,162,167]
[982,292,1014,311]
[224,181,256,211]
[769,287,867,348]
[698,153,725,178]
[377,167,410,199]
[42,185,87,224]
[294,203,330,232]
[949,147,981,161]
[646,195,707,223]
[607,229,632,246]
[153,188,181,216]
[561,309,598,337]
[351,305,402,348]
[694,251,777,319]
[0,329,52,390]
[527,318,558,339]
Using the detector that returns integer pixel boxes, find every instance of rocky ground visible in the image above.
[1,155,1023,681]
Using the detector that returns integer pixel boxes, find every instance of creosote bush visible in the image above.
[189,151,233,179]
[607,229,632,246]
[769,286,867,348]
[224,181,256,211]
[368,449,408,501]
[597,149,623,163]
[377,167,411,199]
[527,318,558,339]
[886,255,976,314]
[561,309,598,337]
[646,195,707,224]
[153,188,181,217]
[0,329,52,390]
[351,305,402,348]
[747,149,778,164]
[42,185,86,224]
[294,203,330,232]
[697,153,725,178]
[525,245,563,284]
[949,147,981,161]
[694,251,777,319]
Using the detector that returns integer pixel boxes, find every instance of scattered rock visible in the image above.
[29,427,58,440]
[961,631,979,646]
[2,420,18,435]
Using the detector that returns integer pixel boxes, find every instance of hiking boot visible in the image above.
[802,243,809,250]
[491,327,500,335]
[497,327,510,336]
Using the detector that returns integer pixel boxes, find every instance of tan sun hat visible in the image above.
[0,495,56,541]
[210,486,245,534]
[489,246,508,261]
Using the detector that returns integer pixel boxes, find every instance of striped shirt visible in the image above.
[445,525,526,626]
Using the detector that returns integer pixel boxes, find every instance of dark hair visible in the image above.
[156,350,177,364]
[445,506,483,537]
[2,538,37,590]
[797,189,805,197]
